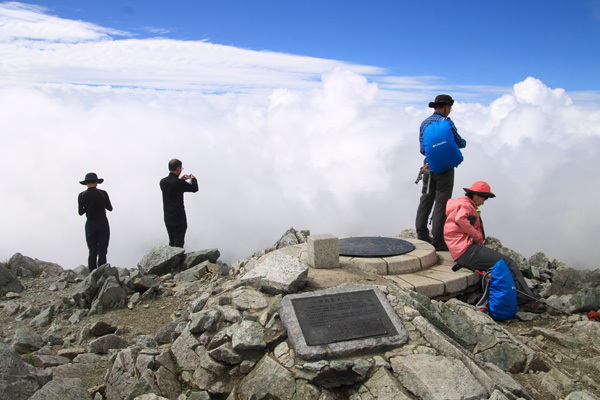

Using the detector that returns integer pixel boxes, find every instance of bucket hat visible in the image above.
[79,172,104,185]
[463,181,495,198]
[429,94,455,108]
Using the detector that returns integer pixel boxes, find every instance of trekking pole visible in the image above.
[415,163,429,184]
[473,270,566,314]
[426,170,431,194]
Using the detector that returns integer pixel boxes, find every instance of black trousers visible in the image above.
[415,167,454,248]
[457,244,535,305]
[166,222,187,248]
[85,218,110,271]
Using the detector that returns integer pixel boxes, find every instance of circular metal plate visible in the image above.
[339,236,416,258]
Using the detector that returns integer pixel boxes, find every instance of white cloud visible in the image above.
[0,3,599,271]
[0,2,127,42]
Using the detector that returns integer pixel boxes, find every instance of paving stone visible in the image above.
[387,254,421,275]
[435,251,454,265]
[417,267,468,294]
[429,264,479,288]
[393,274,444,298]
[349,258,387,275]
[402,238,436,251]
[408,249,438,269]
[384,276,415,291]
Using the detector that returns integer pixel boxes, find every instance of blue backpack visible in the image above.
[476,259,517,321]
[422,119,464,174]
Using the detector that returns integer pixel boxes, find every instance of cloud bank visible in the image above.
[1,3,599,270]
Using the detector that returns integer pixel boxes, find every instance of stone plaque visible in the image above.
[339,236,415,257]
[291,289,398,345]
[279,286,408,360]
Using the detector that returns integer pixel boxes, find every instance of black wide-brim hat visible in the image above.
[80,172,104,185]
[429,94,455,108]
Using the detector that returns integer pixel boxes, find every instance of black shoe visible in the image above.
[519,301,546,314]
[418,236,432,244]
[434,244,449,252]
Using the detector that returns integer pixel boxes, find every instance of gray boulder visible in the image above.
[231,288,268,311]
[138,245,185,276]
[105,347,181,400]
[183,249,220,269]
[546,287,600,314]
[170,330,203,371]
[72,265,90,277]
[232,320,266,351]
[132,395,169,400]
[89,334,129,354]
[8,252,41,277]
[134,275,160,292]
[30,305,55,327]
[360,367,411,399]
[0,341,52,400]
[51,353,109,389]
[12,328,44,354]
[72,264,121,309]
[545,268,600,296]
[89,321,118,336]
[175,261,209,282]
[189,310,221,334]
[238,354,296,400]
[391,354,487,400]
[90,275,127,314]
[484,237,528,270]
[31,353,71,368]
[274,227,310,249]
[35,259,64,277]
[155,320,180,345]
[240,252,309,294]
[526,252,550,280]
[29,378,92,400]
[0,264,23,294]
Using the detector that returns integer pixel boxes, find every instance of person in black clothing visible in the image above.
[160,159,198,248]
[78,172,113,271]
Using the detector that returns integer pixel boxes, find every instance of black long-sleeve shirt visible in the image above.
[78,187,113,219]
[160,173,198,226]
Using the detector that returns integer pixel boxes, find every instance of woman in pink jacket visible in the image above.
[444,181,545,313]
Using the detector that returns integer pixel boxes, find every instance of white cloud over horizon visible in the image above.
[1,2,600,271]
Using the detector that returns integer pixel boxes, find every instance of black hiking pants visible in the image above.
[415,167,454,249]
[457,244,534,305]
[85,218,110,271]
[166,222,187,248]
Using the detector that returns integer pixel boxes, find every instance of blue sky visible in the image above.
[22,0,600,92]
[1,1,600,271]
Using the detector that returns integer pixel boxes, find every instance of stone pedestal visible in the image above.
[307,234,339,269]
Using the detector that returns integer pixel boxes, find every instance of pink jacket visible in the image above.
[444,196,484,261]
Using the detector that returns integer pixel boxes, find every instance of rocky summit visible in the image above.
[1,227,600,400]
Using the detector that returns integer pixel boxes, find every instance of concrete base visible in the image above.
[307,234,339,269]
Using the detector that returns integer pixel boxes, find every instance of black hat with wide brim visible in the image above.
[429,94,455,108]
[80,172,104,185]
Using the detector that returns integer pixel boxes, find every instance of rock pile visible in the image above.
[0,227,599,400]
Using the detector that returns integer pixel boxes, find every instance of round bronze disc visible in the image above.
[339,236,415,258]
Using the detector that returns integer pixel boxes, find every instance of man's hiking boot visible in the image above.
[418,235,432,244]
[519,300,546,314]
[434,243,449,252]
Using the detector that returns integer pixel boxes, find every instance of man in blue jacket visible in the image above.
[416,95,467,251]
[78,172,113,271]
[160,159,198,248]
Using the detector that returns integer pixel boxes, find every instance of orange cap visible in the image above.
[463,181,495,198]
